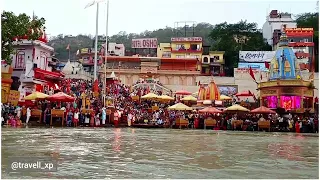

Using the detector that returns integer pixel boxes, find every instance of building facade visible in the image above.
[170,37,203,59]
[262,10,297,46]
[201,51,225,76]
[157,43,171,58]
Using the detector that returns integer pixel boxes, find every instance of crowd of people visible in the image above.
[1,77,319,134]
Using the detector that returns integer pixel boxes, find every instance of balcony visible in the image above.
[289,42,314,47]
[295,52,310,58]
[80,60,103,66]
[171,48,203,53]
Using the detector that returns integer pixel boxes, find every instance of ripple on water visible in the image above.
[1,128,319,179]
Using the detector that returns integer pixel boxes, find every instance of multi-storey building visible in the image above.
[262,10,297,46]
[157,43,171,58]
[201,51,225,76]
[170,37,203,59]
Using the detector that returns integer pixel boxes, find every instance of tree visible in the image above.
[208,20,272,76]
[1,11,45,65]
[295,12,319,72]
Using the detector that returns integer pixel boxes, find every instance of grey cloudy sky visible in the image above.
[2,0,317,38]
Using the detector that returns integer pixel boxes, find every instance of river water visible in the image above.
[1,128,319,179]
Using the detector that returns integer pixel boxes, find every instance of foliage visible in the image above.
[48,23,214,61]
[1,11,45,65]
[295,12,319,72]
[208,20,272,76]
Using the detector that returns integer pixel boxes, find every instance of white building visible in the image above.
[108,43,125,56]
[262,10,297,47]
[11,39,64,100]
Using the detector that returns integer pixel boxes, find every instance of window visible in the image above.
[304,39,308,42]
[203,57,208,63]
[213,56,220,61]
[176,55,185,58]
[176,44,185,50]
[190,44,199,50]
[210,58,214,63]
[15,51,25,69]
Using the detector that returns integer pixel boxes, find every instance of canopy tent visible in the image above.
[235,90,254,97]
[158,95,174,101]
[250,106,276,114]
[224,104,250,113]
[199,107,222,114]
[47,92,75,102]
[181,95,197,101]
[141,93,159,99]
[168,103,192,111]
[175,90,192,95]
[24,91,49,100]
[220,95,232,100]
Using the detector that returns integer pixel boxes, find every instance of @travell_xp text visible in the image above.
[7,157,58,172]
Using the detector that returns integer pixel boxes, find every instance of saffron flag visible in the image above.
[66,44,70,50]
[265,62,270,69]
[249,66,256,82]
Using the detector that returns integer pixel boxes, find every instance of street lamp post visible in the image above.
[103,0,109,107]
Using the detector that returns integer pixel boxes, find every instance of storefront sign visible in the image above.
[7,90,20,106]
[171,37,202,42]
[286,28,313,31]
[239,51,275,62]
[131,38,158,49]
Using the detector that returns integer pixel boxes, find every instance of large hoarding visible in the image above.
[239,51,275,62]
[131,38,158,49]
[238,62,268,71]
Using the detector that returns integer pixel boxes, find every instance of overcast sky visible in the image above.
[2,0,318,38]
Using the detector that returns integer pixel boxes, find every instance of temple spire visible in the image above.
[278,25,289,47]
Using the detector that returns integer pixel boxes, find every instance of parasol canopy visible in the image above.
[158,95,174,100]
[181,95,197,101]
[250,106,276,114]
[220,95,232,100]
[235,90,254,97]
[175,90,192,95]
[141,93,159,99]
[47,92,75,102]
[168,103,192,111]
[199,107,222,114]
[224,104,250,112]
[24,91,49,100]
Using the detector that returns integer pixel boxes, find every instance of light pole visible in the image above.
[103,0,109,107]
[85,0,105,81]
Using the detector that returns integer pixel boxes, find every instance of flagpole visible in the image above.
[103,0,109,107]
[93,3,99,81]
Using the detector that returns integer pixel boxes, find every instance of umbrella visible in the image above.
[199,107,222,114]
[24,91,49,100]
[235,90,253,97]
[220,95,232,100]
[181,95,197,101]
[47,92,75,102]
[175,90,192,95]
[224,104,250,112]
[250,106,276,114]
[141,93,159,99]
[158,95,174,100]
[168,103,192,111]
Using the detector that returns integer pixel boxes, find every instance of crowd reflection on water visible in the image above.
[1,128,318,179]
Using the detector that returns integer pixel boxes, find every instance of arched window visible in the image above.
[15,51,25,69]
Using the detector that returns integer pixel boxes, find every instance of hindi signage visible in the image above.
[239,51,275,62]
[171,37,202,42]
[286,28,314,31]
[131,38,158,49]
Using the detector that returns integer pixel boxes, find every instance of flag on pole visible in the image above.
[249,66,257,83]
[66,44,70,50]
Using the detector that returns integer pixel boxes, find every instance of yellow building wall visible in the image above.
[171,53,202,58]
[209,51,225,64]
[157,43,171,58]
[171,41,203,59]
[171,42,202,50]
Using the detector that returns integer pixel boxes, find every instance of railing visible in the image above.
[171,48,203,53]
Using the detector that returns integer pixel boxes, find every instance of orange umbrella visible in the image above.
[199,107,222,114]
[47,92,75,102]
[175,90,192,95]
[250,106,276,114]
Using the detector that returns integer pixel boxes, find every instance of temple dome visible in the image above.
[268,30,301,80]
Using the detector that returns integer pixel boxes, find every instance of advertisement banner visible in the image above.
[171,37,202,42]
[131,38,158,49]
[239,51,275,62]
[238,62,268,71]
[7,90,20,106]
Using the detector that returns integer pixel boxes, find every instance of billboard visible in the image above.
[238,62,268,71]
[171,37,202,42]
[239,51,275,63]
[131,38,158,49]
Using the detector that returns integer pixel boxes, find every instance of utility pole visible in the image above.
[103,0,109,107]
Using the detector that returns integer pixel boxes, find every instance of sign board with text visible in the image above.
[239,51,275,63]
[7,90,20,106]
[131,38,158,49]
[286,28,314,31]
[171,37,202,42]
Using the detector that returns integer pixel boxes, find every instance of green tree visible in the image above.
[1,11,45,65]
[295,12,319,72]
[208,20,272,76]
